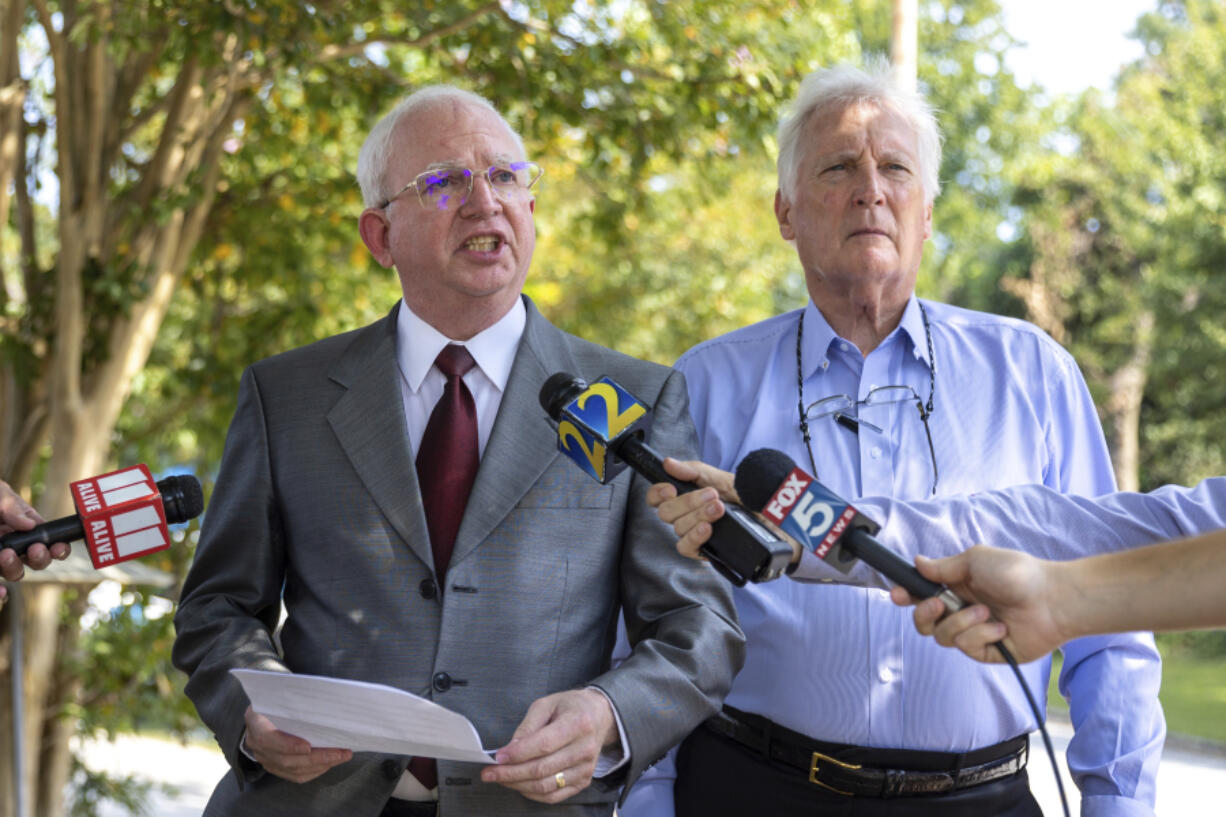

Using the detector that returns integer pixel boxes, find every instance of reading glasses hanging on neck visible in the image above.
[804,384,940,496]
[804,385,925,435]
[380,161,543,211]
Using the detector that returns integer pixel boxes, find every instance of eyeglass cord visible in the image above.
[795,301,1070,817]
[796,301,937,492]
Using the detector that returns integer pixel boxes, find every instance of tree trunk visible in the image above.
[1103,310,1154,492]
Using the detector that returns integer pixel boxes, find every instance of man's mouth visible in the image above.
[462,235,501,252]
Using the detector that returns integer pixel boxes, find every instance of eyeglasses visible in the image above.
[796,302,939,495]
[804,384,939,495]
[380,162,543,211]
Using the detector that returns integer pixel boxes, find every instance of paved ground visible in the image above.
[73,716,1226,816]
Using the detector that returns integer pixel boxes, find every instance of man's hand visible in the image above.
[480,688,617,804]
[242,705,352,784]
[645,458,737,560]
[646,458,800,563]
[888,546,1068,664]
[1,479,71,599]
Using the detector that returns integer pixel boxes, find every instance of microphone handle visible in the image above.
[611,436,691,492]
[844,527,964,613]
[611,436,752,586]
[1,516,85,557]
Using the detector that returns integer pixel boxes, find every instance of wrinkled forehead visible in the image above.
[804,99,920,158]
[392,99,523,171]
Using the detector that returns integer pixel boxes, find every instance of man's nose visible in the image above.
[461,172,504,215]
[854,168,885,206]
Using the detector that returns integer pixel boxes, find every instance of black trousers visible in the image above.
[674,725,1044,817]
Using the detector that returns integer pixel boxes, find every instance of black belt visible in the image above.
[703,706,1028,798]
[380,799,438,817]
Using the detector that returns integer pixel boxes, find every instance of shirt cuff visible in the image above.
[238,728,257,762]
[1080,795,1156,817]
[586,686,630,777]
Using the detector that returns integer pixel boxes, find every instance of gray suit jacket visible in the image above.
[172,297,744,816]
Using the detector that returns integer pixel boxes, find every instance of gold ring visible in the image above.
[555,771,566,790]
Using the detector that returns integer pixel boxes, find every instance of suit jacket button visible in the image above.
[381,758,402,780]
[432,672,452,692]
[419,578,437,600]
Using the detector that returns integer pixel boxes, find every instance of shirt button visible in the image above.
[871,446,883,459]
[878,667,894,683]
[433,672,452,692]
[821,359,830,370]
[419,578,437,600]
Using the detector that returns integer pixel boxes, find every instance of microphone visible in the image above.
[539,373,793,586]
[1,465,204,569]
[734,448,962,610]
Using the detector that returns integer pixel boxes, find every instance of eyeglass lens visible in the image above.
[417,162,540,210]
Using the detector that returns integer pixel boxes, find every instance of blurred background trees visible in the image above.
[1,0,1223,814]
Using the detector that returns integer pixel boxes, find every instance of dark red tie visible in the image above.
[409,345,479,793]
[415,344,480,579]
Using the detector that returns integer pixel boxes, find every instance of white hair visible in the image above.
[356,85,526,208]
[776,56,942,204]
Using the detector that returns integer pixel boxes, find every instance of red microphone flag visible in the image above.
[69,464,171,568]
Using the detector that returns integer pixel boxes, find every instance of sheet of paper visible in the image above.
[230,668,496,763]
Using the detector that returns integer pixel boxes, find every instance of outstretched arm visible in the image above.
[892,529,1226,663]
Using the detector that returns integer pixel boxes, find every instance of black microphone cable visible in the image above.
[993,640,1070,817]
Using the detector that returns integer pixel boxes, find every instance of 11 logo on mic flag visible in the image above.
[70,464,170,568]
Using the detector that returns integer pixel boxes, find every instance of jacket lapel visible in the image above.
[449,299,574,566]
[326,307,434,570]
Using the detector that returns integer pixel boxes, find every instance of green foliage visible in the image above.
[67,755,163,817]
[70,579,199,738]
[999,0,1226,489]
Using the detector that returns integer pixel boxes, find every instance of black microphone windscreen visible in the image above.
[734,448,799,512]
[157,475,205,524]
[539,372,587,420]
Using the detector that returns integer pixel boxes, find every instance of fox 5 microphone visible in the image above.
[734,448,963,611]
[539,372,792,586]
[1,465,204,568]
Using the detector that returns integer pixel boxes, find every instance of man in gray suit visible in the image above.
[172,85,744,817]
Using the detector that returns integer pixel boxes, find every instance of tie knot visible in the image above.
[435,344,476,378]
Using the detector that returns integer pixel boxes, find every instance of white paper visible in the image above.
[230,668,496,763]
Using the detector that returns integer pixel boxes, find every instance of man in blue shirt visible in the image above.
[619,59,1163,817]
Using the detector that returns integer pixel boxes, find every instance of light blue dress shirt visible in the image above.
[619,297,1164,817]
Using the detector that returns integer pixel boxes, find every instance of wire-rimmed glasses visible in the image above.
[803,384,939,496]
[380,161,544,211]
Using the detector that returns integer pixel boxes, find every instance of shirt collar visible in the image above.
[897,297,934,372]
[396,297,526,393]
[802,295,933,375]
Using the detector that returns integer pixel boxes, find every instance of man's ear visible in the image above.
[358,208,394,268]
[775,189,795,241]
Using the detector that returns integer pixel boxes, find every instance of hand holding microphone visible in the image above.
[645,458,802,564]
[1,465,204,571]
[0,479,69,595]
